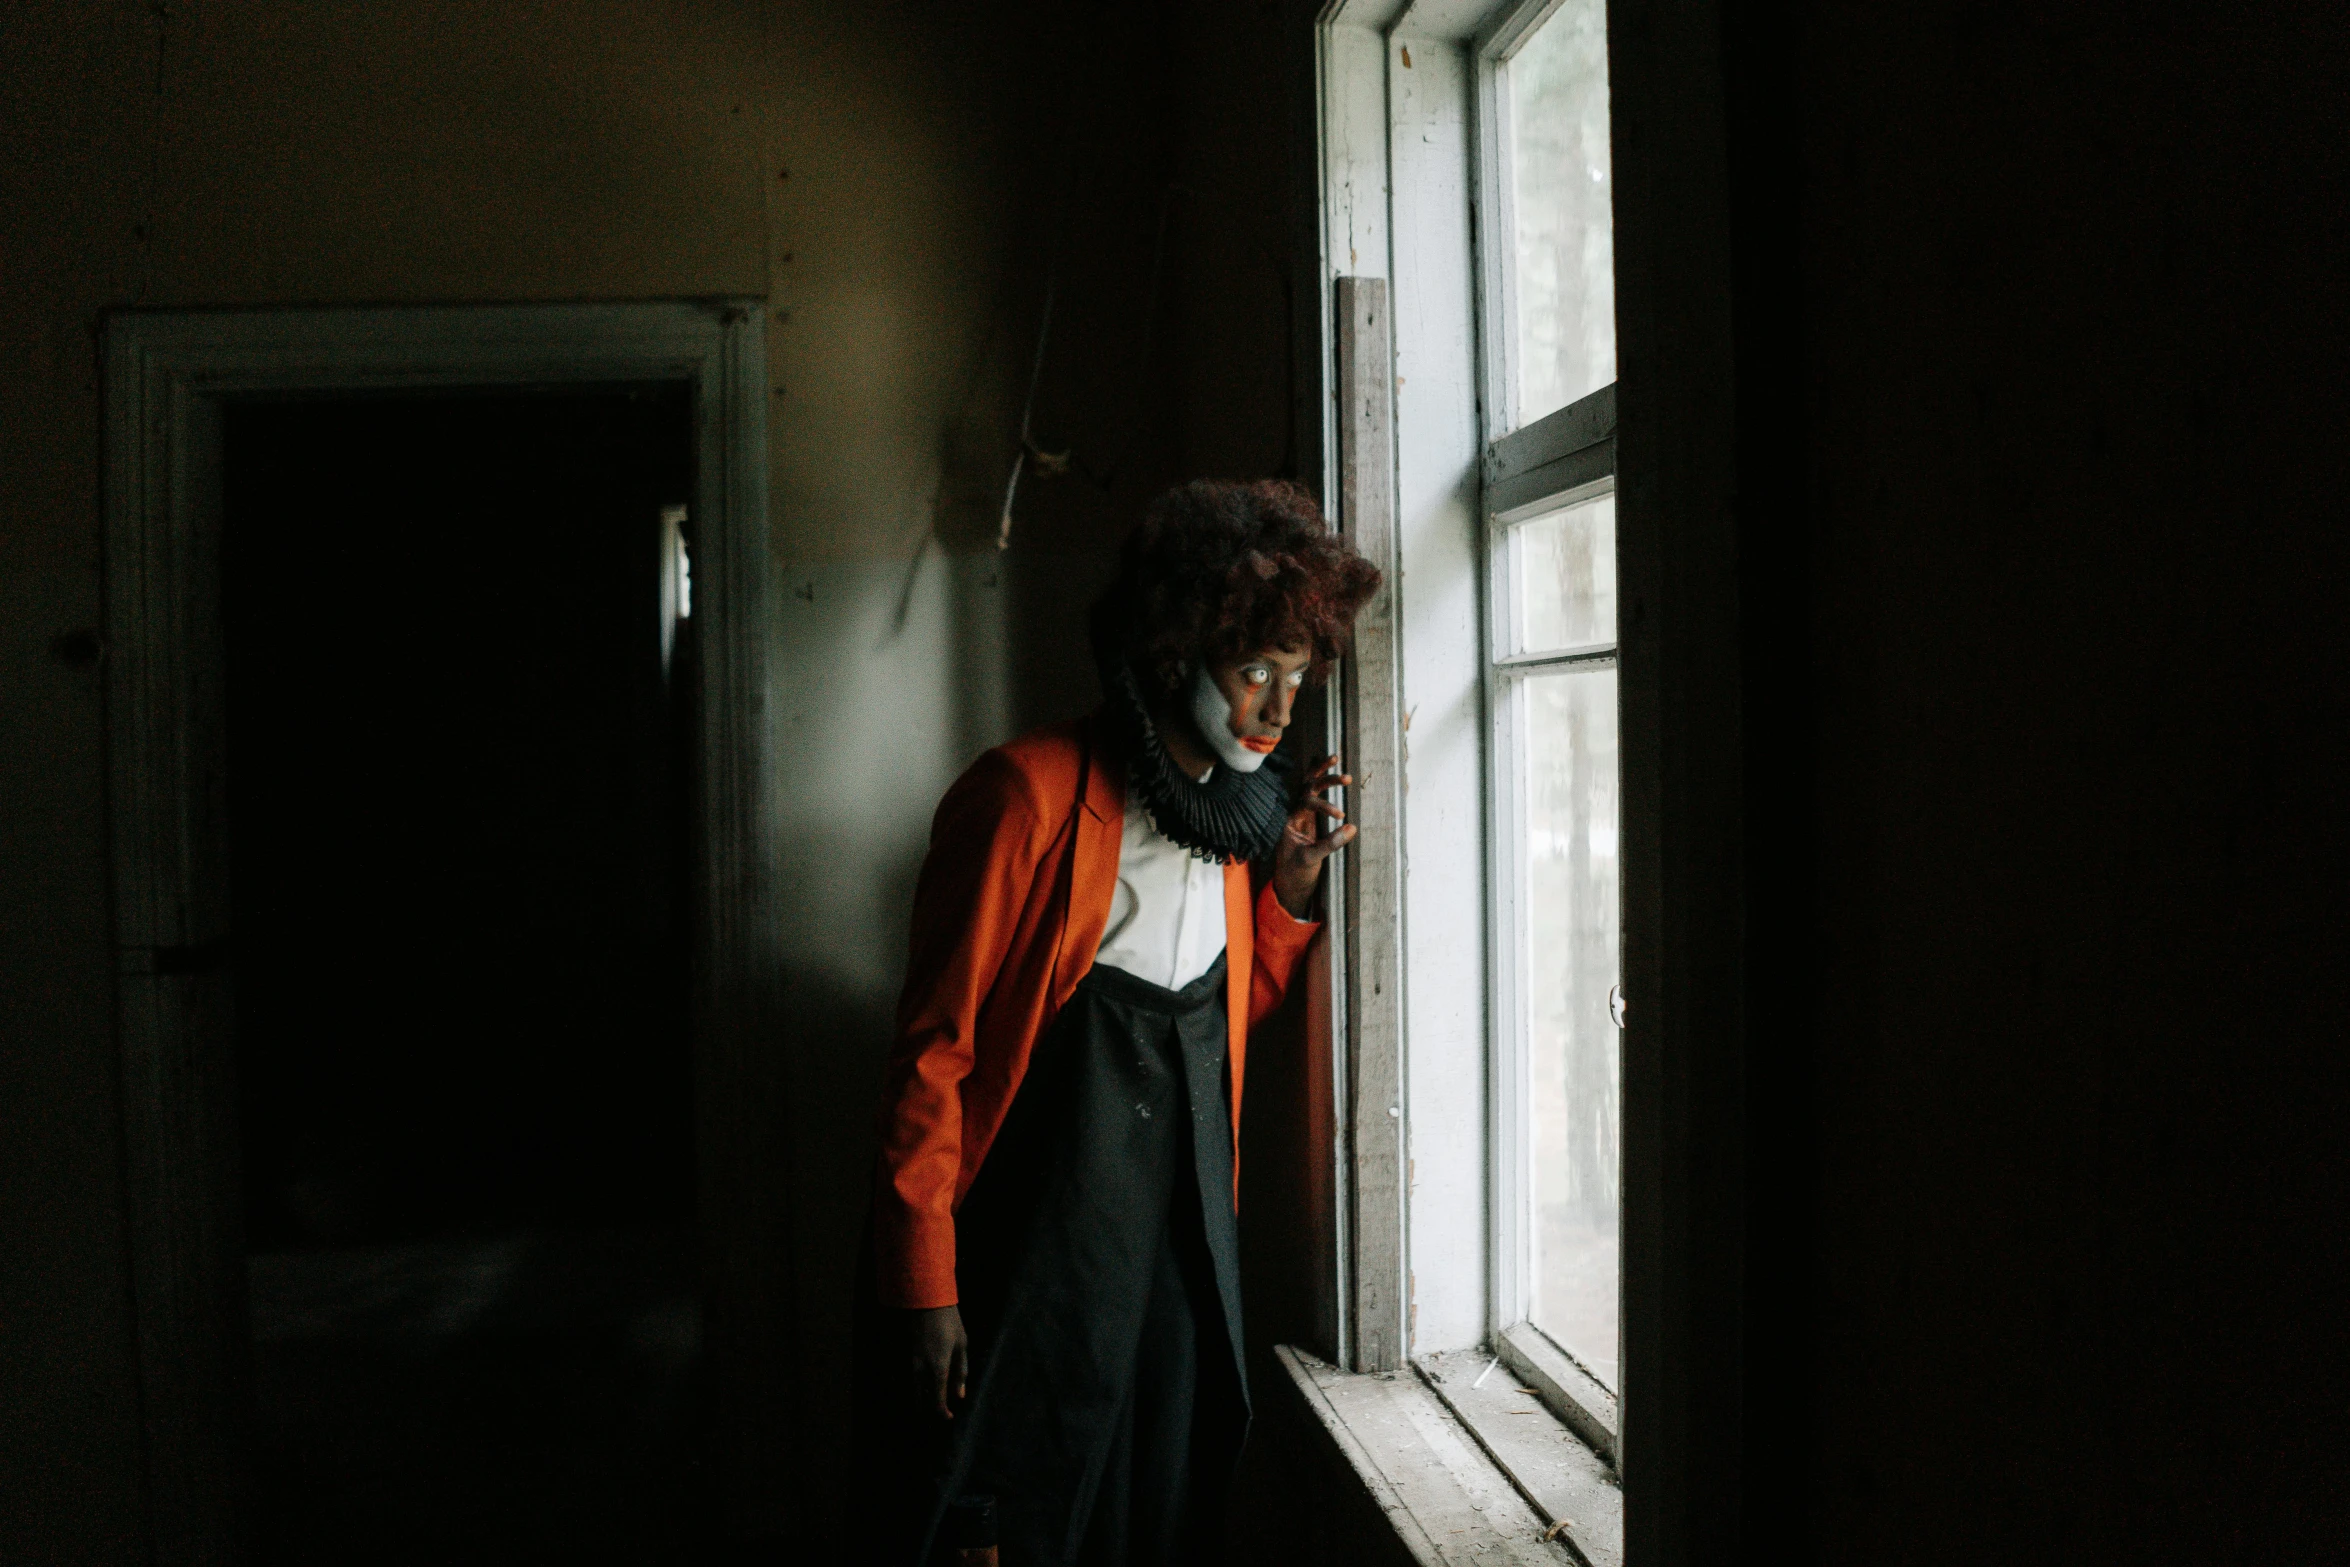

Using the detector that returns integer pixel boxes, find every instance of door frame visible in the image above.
[100,301,780,1561]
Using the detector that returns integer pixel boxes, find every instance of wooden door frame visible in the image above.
[100,301,781,1562]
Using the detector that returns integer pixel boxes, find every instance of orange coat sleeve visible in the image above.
[1249,874,1320,1028]
[872,753,1045,1310]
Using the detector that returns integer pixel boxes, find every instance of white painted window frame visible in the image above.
[1472,0,1575,444]
[1317,1,1499,1371]
[1482,389,1620,1466]
[1314,0,1625,1455]
[1473,0,1628,1457]
[1318,0,1768,1551]
[1307,0,1805,1547]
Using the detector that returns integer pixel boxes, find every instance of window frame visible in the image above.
[1314,0,1770,1549]
[1316,0,1630,1437]
[1473,0,1626,1454]
[1472,0,1573,444]
[1482,393,1620,1329]
[1481,388,1622,1455]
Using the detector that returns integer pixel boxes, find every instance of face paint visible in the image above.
[1190,663,1269,774]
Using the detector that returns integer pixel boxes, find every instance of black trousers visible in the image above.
[871,954,1249,1567]
[1075,1167,1228,1565]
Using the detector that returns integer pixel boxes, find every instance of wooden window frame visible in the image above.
[1310,0,1765,1550]
[1483,385,1622,1462]
[1477,0,1629,1466]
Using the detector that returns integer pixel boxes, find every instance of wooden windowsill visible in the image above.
[1491,1322,1620,1469]
[1417,1347,1622,1567]
[1273,1345,1622,1567]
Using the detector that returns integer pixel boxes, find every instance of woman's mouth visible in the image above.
[1239,736,1279,754]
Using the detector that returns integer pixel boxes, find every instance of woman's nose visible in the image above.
[1265,683,1294,729]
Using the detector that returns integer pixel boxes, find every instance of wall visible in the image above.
[1612,0,2350,1560]
[1788,4,2349,1560]
[0,2,1287,1558]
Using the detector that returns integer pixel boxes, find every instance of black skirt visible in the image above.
[863,953,1250,1567]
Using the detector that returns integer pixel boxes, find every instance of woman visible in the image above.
[863,479,1381,1565]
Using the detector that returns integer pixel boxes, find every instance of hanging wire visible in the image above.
[994,65,1301,544]
[996,125,1082,550]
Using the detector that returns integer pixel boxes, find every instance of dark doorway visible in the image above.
[222,386,704,1563]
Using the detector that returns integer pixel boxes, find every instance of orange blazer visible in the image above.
[871,718,1321,1310]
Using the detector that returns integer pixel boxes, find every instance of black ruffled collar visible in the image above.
[1098,655,1292,865]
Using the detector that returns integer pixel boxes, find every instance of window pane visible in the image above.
[1508,0,1615,426]
[1512,488,1615,655]
[1524,664,1620,1387]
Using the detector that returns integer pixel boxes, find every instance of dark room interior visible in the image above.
[3,2,2344,1565]
[224,389,703,1562]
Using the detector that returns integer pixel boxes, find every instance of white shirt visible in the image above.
[1093,787,1229,991]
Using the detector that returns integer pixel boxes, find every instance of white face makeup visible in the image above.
[1190,664,1267,774]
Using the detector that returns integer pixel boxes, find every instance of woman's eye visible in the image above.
[1286,670,1306,689]
[1242,666,1270,687]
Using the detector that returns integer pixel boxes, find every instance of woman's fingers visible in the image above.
[912,1307,968,1420]
[1285,814,1357,863]
[1304,823,1359,862]
[918,1351,948,1420]
[1287,806,1345,845]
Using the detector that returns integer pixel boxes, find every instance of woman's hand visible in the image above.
[906,1304,969,1420]
[1273,754,1356,919]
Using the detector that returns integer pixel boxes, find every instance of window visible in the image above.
[1488,0,1615,435]
[1481,0,1623,1416]
[1313,0,1626,1483]
[1490,466,1620,1392]
[659,503,692,681]
[1312,0,1753,1543]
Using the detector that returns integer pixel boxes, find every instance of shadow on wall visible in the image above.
[767,538,1025,1557]
[734,1,1308,1552]
[771,953,900,1476]
[764,535,1136,1560]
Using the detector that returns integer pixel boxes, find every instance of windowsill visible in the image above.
[1492,1321,1619,1469]
[1273,1345,1622,1567]
[1419,1345,1621,1567]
